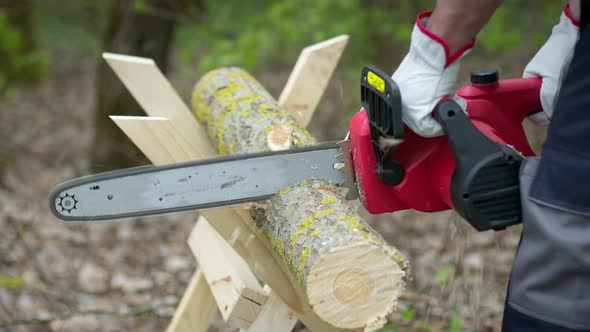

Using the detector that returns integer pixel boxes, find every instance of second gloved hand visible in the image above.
[523,4,579,126]
[392,12,474,138]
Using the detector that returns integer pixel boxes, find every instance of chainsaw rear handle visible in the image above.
[435,100,524,230]
[350,68,542,231]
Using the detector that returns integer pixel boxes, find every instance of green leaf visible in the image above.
[444,313,463,332]
[393,25,412,43]
[0,274,25,289]
[419,320,434,332]
[435,263,455,286]
[380,321,397,329]
[132,0,148,14]
[401,308,415,322]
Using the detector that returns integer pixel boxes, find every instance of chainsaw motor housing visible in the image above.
[350,67,542,231]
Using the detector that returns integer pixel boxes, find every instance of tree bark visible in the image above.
[192,67,408,329]
[91,0,186,171]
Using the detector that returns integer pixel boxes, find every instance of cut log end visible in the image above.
[267,124,293,151]
[306,243,405,329]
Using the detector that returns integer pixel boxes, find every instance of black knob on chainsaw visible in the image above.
[435,100,523,231]
[471,68,499,85]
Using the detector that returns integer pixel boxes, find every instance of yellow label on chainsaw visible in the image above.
[367,70,385,93]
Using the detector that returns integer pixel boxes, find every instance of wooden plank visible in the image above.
[110,116,199,164]
[102,52,215,157]
[278,35,349,128]
[190,217,267,329]
[245,286,298,332]
[166,268,216,332]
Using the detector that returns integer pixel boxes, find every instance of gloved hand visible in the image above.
[392,12,474,137]
[523,4,579,126]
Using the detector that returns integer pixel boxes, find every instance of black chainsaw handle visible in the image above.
[435,100,523,231]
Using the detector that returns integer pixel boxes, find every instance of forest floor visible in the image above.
[0,40,546,332]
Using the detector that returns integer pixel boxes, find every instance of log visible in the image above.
[192,68,407,329]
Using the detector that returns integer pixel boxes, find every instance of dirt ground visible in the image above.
[0,42,547,332]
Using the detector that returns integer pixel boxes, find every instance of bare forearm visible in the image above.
[427,0,503,54]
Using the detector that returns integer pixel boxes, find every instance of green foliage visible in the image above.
[133,0,149,14]
[0,154,15,168]
[176,0,427,73]
[435,263,455,286]
[0,10,47,93]
[379,321,397,330]
[444,313,463,332]
[479,1,564,52]
[401,308,416,322]
[33,1,101,56]
[479,6,522,52]
[0,274,24,289]
[175,0,567,77]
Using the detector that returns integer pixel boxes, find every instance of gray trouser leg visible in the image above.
[508,157,590,330]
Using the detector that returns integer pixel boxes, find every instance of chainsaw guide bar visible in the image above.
[50,142,345,222]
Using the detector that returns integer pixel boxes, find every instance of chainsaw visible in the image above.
[49,67,541,232]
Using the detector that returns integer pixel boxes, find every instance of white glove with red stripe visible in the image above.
[392,12,474,138]
[523,4,579,126]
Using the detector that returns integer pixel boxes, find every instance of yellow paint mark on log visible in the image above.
[310,228,322,237]
[288,215,315,270]
[290,216,314,249]
[314,208,335,219]
[276,236,286,262]
[238,108,252,117]
[297,247,311,283]
[321,196,338,205]
[338,215,368,231]
[278,187,291,195]
[257,103,282,117]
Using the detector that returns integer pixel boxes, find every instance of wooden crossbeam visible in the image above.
[103,53,215,158]
[165,269,216,332]
[110,116,199,163]
[247,286,298,332]
[278,35,349,127]
[190,217,268,328]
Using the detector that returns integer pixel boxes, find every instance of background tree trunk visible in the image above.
[91,0,197,171]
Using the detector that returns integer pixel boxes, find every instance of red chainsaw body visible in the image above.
[350,77,542,214]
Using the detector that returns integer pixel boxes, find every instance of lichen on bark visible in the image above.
[253,178,408,287]
[192,67,316,155]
